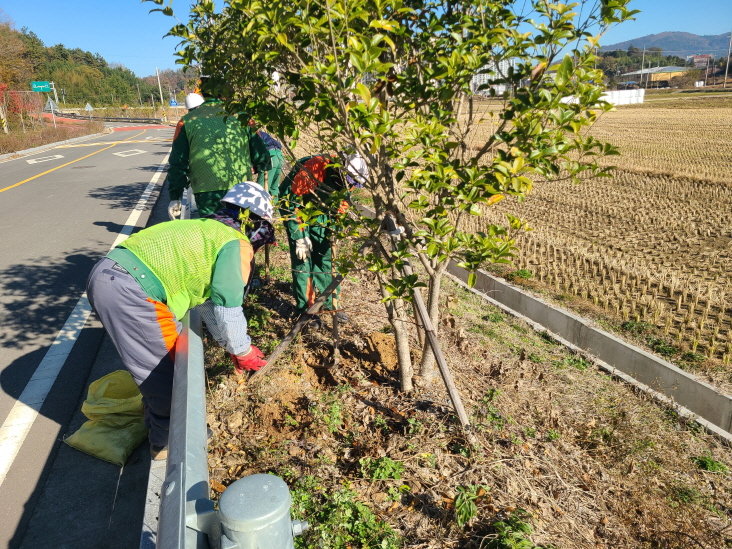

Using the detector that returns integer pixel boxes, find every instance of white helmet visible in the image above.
[345,153,369,187]
[185,93,204,110]
[221,181,274,222]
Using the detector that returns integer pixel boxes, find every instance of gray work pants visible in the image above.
[86,258,181,447]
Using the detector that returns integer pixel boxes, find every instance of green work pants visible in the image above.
[193,189,228,217]
[257,149,285,201]
[286,220,339,313]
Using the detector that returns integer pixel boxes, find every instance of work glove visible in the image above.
[294,237,312,261]
[168,200,182,220]
[230,346,267,374]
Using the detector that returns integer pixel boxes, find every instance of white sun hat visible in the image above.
[345,153,369,187]
[221,181,274,222]
[185,93,204,110]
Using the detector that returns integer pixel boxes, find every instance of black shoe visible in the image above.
[333,311,349,324]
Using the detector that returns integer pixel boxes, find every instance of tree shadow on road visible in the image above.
[87,181,154,210]
[93,220,127,234]
[0,250,100,350]
[134,164,169,172]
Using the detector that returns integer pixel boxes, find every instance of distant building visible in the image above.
[471,59,516,96]
[620,66,692,86]
[687,54,713,68]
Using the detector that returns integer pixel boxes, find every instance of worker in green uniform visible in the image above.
[166,80,271,218]
[249,120,285,201]
[279,153,368,323]
[86,182,276,460]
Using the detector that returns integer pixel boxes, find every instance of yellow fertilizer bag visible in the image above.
[65,370,148,466]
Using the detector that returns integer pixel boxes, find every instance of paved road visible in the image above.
[0,126,172,548]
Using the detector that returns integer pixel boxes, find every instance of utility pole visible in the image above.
[640,47,646,88]
[50,82,59,105]
[704,56,710,87]
[725,31,732,89]
[156,67,165,106]
[136,82,143,106]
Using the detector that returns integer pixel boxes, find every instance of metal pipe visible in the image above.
[218,474,308,548]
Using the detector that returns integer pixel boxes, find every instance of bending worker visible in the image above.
[86,182,275,460]
[279,153,368,322]
[166,79,271,218]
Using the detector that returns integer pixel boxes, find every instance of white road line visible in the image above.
[27,155,64,164]
[0,153,170,488]
[113,149,147,158]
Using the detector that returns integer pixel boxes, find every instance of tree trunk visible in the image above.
[392,298,414,393]
[377,275,414,392]
[419,262,447,381]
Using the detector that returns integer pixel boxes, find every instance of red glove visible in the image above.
[231,346,266,374]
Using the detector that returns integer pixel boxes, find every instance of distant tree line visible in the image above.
[597,46,727,87]
[0,21,196,107]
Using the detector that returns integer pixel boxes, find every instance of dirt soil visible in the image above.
[204,240,732,548]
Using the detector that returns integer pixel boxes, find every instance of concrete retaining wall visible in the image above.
[447,261,732,441]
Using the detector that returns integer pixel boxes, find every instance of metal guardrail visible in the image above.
[44,110,164,124]
[149,190,308,548]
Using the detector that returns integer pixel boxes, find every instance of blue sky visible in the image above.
[0,1,187,77]
[601,0,732,48]
[0,0,731,77]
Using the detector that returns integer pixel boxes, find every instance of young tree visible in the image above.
[150,0,636,391]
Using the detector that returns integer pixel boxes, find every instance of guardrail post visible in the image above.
[217,474,308,549]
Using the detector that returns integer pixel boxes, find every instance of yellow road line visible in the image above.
[0,130,147,194]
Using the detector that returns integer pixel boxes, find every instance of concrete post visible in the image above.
[217,474,308,549]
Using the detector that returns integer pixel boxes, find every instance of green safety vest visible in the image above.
[120,219,248,320]
[184,99,253,192]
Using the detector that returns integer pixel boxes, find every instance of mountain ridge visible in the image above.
[601,31,730,58]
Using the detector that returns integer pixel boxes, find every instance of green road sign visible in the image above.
[31,81,52,92]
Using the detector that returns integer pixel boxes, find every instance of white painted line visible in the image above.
[0,153,170,488]
[113,149,147,158]
[27,154,64,164]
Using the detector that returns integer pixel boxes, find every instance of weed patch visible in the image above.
[291,476,401,549]
[692,454,728,473]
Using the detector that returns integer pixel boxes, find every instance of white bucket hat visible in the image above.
[345,153,369,187]
[185,93,204,110]
[221,181,274,222]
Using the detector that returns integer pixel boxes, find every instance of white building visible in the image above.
[471,59,516,96]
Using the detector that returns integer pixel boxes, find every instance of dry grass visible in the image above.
[205,241,732,548]
[473,96,732,377]
[0,121,105,155]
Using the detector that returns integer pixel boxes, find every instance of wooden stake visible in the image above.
[263,169,271,280]
[249,274,345,383]
[382,215,471,430]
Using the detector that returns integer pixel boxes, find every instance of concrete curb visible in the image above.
[0,130,111,163]
[140,460,166,548]
[446,262,732,443]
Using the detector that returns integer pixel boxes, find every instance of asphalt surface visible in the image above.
[0,126,173,548]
